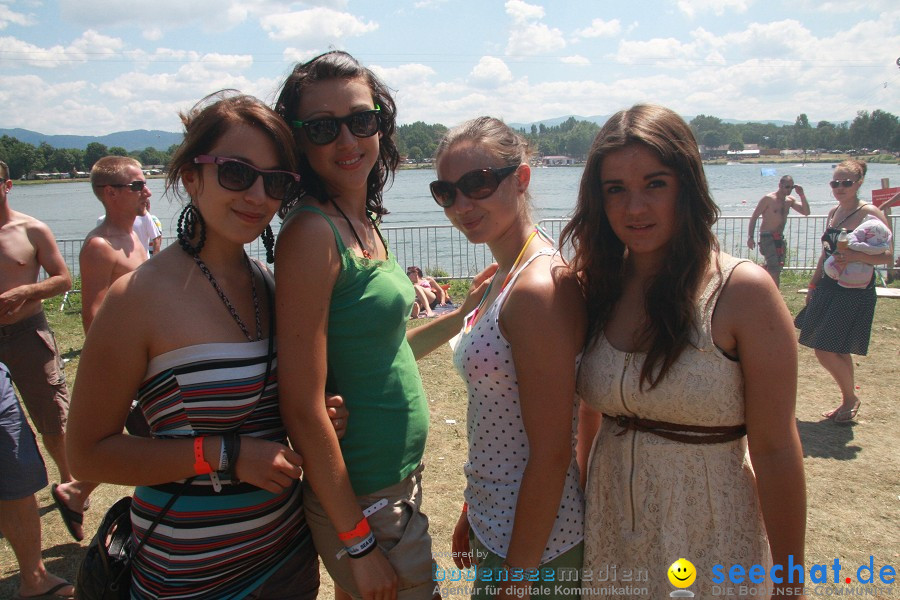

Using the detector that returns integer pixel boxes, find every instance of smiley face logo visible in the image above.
[667,558,697,588]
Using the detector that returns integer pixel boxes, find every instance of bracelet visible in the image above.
[346,532,378,559]
[338,517,371,541]
[224,433,241,483]
[193,437,213,475]
[807,283,817,290]
[462,502,468,513]
[219,437,228,472]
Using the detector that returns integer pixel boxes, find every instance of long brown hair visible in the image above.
[274,50,399,219]
[560,104,720,389]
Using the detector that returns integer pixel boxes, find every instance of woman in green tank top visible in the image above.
[273,51,493,600]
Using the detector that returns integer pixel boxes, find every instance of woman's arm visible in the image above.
[498,259,587,598]
[275,214,397,599]
[576,401,602,490]
[718,263,806,599]
[406,263,497,359]
[67,272,304,493]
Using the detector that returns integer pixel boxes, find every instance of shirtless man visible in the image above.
[80,156,151,332]
[747,175,811,286]
[0,161,90,552]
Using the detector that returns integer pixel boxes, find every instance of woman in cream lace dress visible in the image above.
[561,105,806,599]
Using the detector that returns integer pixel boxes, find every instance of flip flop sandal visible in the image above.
[13,581,75,599]
[50,484,84,542]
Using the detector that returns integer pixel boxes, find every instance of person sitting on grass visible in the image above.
[407,266,448,318]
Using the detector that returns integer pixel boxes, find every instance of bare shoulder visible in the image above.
[79,233,113,260]
[861,204,889,225]
[275,205,340,271]
[716,257,782,321]
[506,252,585,319]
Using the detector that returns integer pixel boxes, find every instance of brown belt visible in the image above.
[604,413,746,444]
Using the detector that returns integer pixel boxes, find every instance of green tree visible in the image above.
[108,146,129,156]
[84,142,108,171]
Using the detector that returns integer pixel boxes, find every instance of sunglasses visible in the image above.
[193,155,300,201]
[291,106,381,145]
[430,165,520,208]
[829,179,857,189]
[107,180,147,192]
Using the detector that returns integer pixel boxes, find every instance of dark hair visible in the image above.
[274,50,399,219]
[166,90,299,203]
[560,104,720,390]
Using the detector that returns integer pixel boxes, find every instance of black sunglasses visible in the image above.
[107,180,147,192]
[829,179,856,189]
[430,165,520,208]
[193,155,300,201]
[291,106,381,145]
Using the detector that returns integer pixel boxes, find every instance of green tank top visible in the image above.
[291,205,428,495]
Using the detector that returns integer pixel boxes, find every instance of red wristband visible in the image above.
[193,437,213,475]
[462,502,468,513]
[338,517,371,541]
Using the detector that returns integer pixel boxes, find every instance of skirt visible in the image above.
[795,274,876,355]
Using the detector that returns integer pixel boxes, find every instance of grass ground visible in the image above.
[1,271,898,598]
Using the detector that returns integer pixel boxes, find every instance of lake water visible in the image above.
[11,162,899,241]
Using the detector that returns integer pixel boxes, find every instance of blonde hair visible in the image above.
[835,158,866,182]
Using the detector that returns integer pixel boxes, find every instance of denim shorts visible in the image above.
[0,363,48,500]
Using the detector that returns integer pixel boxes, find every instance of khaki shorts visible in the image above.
[303,463,435,600]
[0,311,69,434]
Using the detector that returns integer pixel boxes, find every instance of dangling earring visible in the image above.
[261,225,275,263]
[176,202,206,256]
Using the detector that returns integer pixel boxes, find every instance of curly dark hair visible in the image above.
[560,104,720,390]
[274,50,399,220]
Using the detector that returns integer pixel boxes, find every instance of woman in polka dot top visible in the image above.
[430,116,587,600]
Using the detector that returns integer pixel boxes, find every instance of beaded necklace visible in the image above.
[330,198,386,259]
[190,252,262,342]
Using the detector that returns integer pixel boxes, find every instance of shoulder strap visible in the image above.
[291,204,347,252]
[493,247,556,309]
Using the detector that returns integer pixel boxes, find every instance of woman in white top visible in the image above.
[434,117,586,600]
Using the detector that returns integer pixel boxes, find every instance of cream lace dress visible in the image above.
[578,255,770,598]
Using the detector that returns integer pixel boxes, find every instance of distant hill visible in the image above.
[509,115,794,129]
[3,115,799,151]
[0,128,183,151]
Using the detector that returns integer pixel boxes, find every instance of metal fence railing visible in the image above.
[47,215,899,283]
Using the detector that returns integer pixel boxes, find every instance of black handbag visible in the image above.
[75,481,190,599]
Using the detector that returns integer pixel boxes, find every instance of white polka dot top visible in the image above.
[452,248,584,562]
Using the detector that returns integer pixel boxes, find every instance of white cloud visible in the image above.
[260,7,378,44]
[506,22,566,56]
[503,0,565,56]
[371,63,436,88]
[281,47,331,65]
[560,55,590,65]
[0,30,125,68]
[0,3,36,29]
[505,0,545,22]
[468,56,514,88]
[676,0,752,18]
[573,18,621,39]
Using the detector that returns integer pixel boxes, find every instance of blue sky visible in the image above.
[1,0,898,135]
